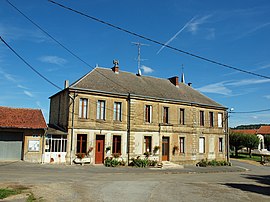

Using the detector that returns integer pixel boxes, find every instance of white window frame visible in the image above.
[179,137,185,153]
[79,98,88,119]
[113,102,122,121]
[218,113,223,128]
[97,100,106,120]
[199,137,205,153]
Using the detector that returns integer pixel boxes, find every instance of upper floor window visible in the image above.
[180,108,185,125]
[218,113,223,127]
[79,98,88,118]
[97,100,106,120]
[200,111,204,126]
[163,107,169,124]
[145,105,152,123]
[113,102,122,121]
[209,112,214,127]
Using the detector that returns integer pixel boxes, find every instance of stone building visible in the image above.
[49,62,228,165]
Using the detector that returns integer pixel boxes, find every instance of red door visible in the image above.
[95,135,105,164]
[162,137,169,161]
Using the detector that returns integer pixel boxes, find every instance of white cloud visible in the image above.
[39,56,67,65]
[187,15,212,34]
[227,78,270,87]
[264,95,270,99]
[197,82,232,96]
[0,68,17,82]
[141,65,154,74]
[23,90,34,98]
[17,84,28,90]
[205,28,216,40]
[0,24,47,43]
[36,101,42,108]
[236,22,270,39]
[197,78,270,96]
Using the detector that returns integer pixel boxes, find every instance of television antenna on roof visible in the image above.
[132,42,149,75]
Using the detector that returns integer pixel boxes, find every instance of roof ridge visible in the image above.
[0,106,42,111]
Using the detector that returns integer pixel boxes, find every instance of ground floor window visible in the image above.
[219,138,223,152]
[199,137,205,153]
[113,135,121,154]
[45,135,67,152]
[77,134,87,154]
[144,136,152,153]
[179,137,185,153]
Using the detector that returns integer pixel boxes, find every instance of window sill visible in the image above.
[96,119,106,123]
[113,120,123,123]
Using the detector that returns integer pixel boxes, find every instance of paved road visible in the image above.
[0,160,269,201]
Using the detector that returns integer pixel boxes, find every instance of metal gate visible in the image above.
[0,132,23,160]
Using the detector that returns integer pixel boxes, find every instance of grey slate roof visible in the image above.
[70,67,224,108]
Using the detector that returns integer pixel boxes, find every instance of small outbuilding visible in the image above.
[0,106,47,162]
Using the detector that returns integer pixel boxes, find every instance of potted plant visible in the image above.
[172,145,179,155]
[153,146,160,155]
[144,151,151,158]
[106,146,111,153]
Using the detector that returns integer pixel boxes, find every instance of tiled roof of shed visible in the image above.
[257,126,270,134]
[230,129,257,135]
[0,106,47,129]
[70,67,224,108]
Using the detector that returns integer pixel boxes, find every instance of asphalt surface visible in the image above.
[0,160,269,201]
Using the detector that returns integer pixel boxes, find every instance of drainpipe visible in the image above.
[69,92,76,165]
[127,93,131,164]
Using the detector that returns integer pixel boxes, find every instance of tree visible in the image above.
[264,135,270,150]
[242,134,259,158]
[229,132,244,157]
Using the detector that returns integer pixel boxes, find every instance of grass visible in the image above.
[0,188,21,199]
[0,185,41,201]
[230,153,262,162]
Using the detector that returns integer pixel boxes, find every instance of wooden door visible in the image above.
[162,137,169,161]
[95,135,105,164]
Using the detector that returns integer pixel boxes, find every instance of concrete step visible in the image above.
[161,161,184,169]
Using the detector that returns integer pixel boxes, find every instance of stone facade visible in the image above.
[49,80,227,165]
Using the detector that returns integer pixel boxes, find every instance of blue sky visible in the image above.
[0,0,270,127]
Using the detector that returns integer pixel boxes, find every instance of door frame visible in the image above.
[95,135,105,164]
[162,136,170,161]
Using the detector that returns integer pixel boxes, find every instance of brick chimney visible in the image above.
[112,59,119,74]
[169,76,179,87]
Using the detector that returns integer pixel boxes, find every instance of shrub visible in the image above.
[104,156,126,167]
[104,157,122,167]
[130,157,158,168]
[196,159,230,167]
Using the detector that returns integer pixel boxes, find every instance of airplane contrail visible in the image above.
[157,16,196,54]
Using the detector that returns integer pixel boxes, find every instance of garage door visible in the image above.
[0,132,23,160]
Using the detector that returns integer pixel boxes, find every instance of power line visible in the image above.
[6,0,270,118]
[48,0,270,80]
[0,36,62,90]
[230,108,270,114]
[5,0,131,93]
